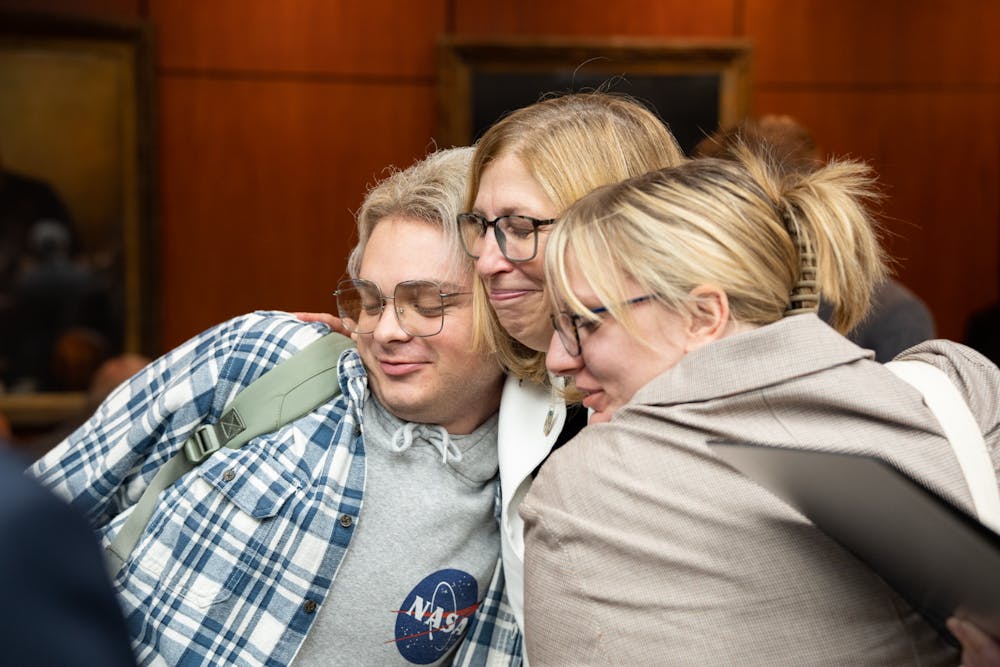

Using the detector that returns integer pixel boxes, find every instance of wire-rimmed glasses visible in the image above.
[457,213,556,262]
[550,295,657,356]
[334,278,470,337]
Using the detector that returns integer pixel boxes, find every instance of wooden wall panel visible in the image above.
[3,0,998,354]
[157,77,436,348]
[755,90,1000,340]
[748,0,1000,341]
[454,0,738,37]
[746,0,1000,85]
[149,0,445,76]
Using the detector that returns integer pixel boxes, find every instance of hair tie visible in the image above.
[780,205,820,316]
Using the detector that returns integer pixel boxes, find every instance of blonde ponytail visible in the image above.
[776,159,887,332]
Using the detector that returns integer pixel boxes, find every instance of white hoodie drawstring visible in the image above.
[389,422,463,464]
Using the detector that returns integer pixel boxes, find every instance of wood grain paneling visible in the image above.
[150,0,445,77]
[747,0,1000,85]
[455,0,738,38]
[755,90,1000,340]
[7,0,997,354]
[157,77,437,348]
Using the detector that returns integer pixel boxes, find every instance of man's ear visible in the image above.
[684,285,730,353]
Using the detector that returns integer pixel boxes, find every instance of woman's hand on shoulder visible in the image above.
[294,312,350,337]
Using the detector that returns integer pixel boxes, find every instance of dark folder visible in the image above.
[708,440,1000,642]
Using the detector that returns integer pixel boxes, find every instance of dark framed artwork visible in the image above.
[436,36,752,155]
[0,11,155,429]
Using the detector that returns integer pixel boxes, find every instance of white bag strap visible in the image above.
[886,359,1000,534]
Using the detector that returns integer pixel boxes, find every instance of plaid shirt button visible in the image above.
[303,600,317,614]
[339,514,353,528]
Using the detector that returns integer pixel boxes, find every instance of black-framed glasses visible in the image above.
[334,279,471,337]
[457,213,556,262]
[550,295,657,357]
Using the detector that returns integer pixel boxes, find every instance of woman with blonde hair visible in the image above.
[522,150,1000,664]
[455,91,685,661]
[462,91,685,382]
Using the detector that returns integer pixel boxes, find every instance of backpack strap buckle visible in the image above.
[184,423,222,464]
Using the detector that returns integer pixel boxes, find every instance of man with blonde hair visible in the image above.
[32,147,509,666]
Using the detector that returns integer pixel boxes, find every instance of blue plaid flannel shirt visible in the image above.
[451,557,523,666]
[31,311,522,666]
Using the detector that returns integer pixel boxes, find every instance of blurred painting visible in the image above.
[0,12,152,427]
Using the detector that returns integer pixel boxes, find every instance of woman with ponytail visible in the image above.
[520,150,1000,665]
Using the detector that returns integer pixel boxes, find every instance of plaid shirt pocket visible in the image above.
[124,448,303,609]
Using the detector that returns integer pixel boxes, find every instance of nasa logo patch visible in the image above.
[393,568,479,664]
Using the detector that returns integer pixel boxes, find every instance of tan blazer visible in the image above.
[521,315,999,666]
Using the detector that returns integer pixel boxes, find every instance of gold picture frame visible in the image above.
[0,10,155,429]
[436,36,752,154]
